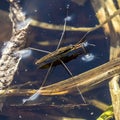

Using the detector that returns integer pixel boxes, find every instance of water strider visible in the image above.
[23,6,120,104]
[23,5,89,104]
[35,41,91,68]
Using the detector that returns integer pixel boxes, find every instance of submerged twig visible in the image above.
[1,57,120,96]
[31,8,120,32]
[38,57,120,95]
[0,0,30,89]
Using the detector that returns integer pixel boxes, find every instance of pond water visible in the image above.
[0,0,112,120]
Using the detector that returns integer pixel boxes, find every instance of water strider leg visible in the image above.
[56,12,67,49]
[22,62,53,103]
[23,5,69,104]
[38,5,69,87]
[28,47,51,54]
[59,59,86,103]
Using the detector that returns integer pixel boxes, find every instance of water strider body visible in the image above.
[35,42,87,68]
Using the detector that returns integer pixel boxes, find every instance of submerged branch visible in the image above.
[31,8,120,32]
[0,57,120,96]
[1,7,120,34]
[0,0,30,89]
[39,57,120,95]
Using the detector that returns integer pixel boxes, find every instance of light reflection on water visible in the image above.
[81,53,95,62]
